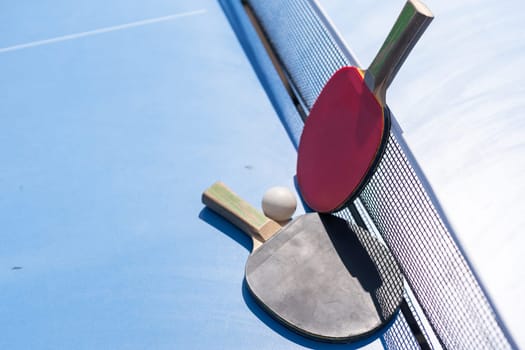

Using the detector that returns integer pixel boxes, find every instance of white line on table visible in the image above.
[0,9,207,54]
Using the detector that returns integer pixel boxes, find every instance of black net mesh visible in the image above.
[384,308,425,350]
[245,0,515,349]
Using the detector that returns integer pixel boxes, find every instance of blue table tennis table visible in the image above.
[1,0,520,349]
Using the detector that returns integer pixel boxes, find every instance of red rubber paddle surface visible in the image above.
[297,67,386,213]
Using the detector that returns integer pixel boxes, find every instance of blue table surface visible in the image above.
[0,1,399,349]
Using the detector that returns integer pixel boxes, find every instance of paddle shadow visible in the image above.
[200,207,253,251]
[319,214,385,321]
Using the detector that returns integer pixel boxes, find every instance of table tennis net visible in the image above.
[244,0,516,349]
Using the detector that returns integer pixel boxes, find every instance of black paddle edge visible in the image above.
[245,279,402,344]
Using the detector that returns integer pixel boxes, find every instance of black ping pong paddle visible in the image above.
[202,181,404,342]
[297,0,433,213]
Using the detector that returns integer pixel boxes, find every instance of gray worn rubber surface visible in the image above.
[245,213,403,342]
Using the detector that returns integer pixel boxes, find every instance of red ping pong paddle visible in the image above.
[297,0,433,213]
[202,181,404,342]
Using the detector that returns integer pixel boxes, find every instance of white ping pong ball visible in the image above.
[262,186,297,222]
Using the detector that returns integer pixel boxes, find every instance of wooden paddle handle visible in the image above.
[202,181,281,242]
[366,0,433,104]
